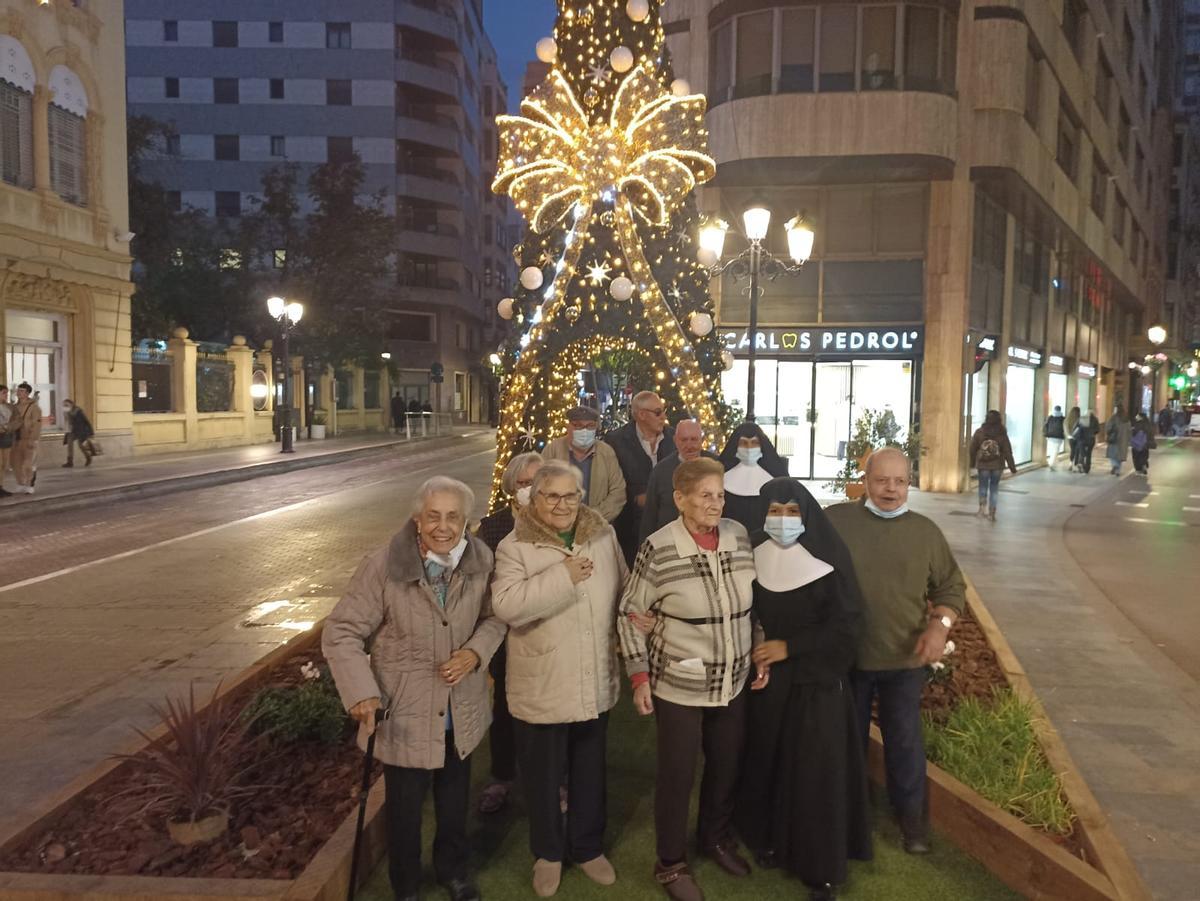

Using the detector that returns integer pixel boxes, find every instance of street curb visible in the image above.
[0,433,480,523]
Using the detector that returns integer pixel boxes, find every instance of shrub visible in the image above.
[923,687,1076,835]
[242,664,348,744]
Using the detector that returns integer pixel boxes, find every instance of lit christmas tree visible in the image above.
[489,0,730,507]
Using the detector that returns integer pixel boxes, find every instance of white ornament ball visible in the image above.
[671,78,691,96]
[497,297,515,320]
[610,46,635,73]
[535,37,558,64]
[610,276,635,301]
[721,351,735,371]
[520,266,544,290]
[626,0,650,22]
[697,246,719,267]
[689,311,714,337]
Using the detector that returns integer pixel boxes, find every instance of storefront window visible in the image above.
[1005,364,1036,464]
[970,361,990,436]
[1049,372,1068,416]
[5,310,67,429]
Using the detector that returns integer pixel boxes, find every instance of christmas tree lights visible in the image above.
[489,0,729,508]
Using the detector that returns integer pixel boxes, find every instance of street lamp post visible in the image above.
[700,207,815,416]
[1147,324,1167,346]
[267,295,304,453]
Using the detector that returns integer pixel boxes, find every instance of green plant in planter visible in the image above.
[242,662,348,744]
[311,408,328,426]
[824,408,922,496]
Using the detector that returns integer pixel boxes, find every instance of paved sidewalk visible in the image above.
[0,427,489,521]
[905,444,1200,901]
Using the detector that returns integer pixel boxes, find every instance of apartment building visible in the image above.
[125,0,511,424]
[662,0,1173,490]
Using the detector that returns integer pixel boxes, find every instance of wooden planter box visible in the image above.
[0,625,387,901]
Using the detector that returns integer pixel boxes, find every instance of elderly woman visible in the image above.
[474,451,543,815]
[491,460,627,897]
[324,476,505,901]
[618,456,759,901]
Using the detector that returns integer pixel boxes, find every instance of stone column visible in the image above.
[226,336,254,443]
[167,326,197,445]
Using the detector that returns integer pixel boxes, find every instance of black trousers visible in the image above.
[488,644,517,782]
[653,691,747,865]
[513,713,609,863]
[850,668,927,828]
[384,734,471,895]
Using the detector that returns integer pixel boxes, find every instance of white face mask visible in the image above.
[864,497,909,519]
[425,534,468,569]
[764,515,805,545]
[736,446,763,466]
[572,428,597,449]
[515,485,533,507]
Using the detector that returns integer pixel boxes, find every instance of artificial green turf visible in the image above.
[356,698,1020,900]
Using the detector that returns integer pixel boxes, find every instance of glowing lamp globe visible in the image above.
[742,206,772,242]
[1147,324,1167,345]
[784,215,815,263]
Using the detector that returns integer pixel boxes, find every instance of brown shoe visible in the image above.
[702,840,750,877]
[654,861,704,901]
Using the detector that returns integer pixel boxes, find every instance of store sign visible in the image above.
[1078,362,1097,378]
[1048,354,1066,372]
[1007,345,1044,367]
[722,327,923,356]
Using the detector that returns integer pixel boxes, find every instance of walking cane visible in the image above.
[347,709,383,901]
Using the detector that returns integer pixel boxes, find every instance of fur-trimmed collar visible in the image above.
[513,504,609,548]
[388,518,492,583]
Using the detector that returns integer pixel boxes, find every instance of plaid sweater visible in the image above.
[617,518,756,707]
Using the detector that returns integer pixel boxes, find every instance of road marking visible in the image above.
[1190,494,1200,500]
[1183,506,1200,513]
[0,449,494,595]
[1114,501,1150,508]
[1124,517,1188,527]
[1127,490,1158,496]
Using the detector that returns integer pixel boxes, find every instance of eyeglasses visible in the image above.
[539,491,582,507]
[514,479,535,489]
[642,407,665,417]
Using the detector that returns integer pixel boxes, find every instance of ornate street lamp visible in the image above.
[701,207,815,416]
[267,295,304,453]
[1147,324,1167,346]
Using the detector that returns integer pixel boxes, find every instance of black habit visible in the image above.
[718,422,789,533]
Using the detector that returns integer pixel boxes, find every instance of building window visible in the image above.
[1056,99,1079,181]
[454,371,467,412]
[1024,46,1041,128]
[5,310,67,429]
[214,78,239,104]
[327,136,354,163]
[1062,0,1085,59]
[779,8,815,93]
[212,21,238,48]
[820,6,856,91]
[163,20,178,42]
[1112,191,1126,244]
[270,135,286,157]
[48,104,86,206]
[734,11,773,98]
[709,22,734,103]
[904,6,941,92]
[164,77,179,99]
[166,190,181,211]
[215,190,241,218]
[326,79,352,105]
[862,7,897,90]
[0,80,33,189]
[270,78,284,100]
[1117,104,1130,160]
[1134,144,1144,189]
[214,134,239,161]
[268,21,283,43]
[326,22,352,49]
[388,311,435,342]
[273,249,286,269]
[1123,16,1135,76]
[1095,52,1113,117]
[1090,153,1107,220]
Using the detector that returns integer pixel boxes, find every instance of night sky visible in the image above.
[484,0,557,110]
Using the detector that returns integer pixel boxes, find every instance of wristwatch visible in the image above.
[931,614,953,630]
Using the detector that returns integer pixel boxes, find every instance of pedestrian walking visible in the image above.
[736,477,872,901]
[1130,412,1156,475]
[390,392,406,433]
[543,405,627,523]
[8,383,42,495]
[0,385,14,497]
[826,448,966,856]
[61,400,96,468]
[719,421,790,532]
[1043,405,1066,470]
[968,410,1017,521]
[639,419,719,543]
[491,461,627,897]
[619,457,760,901]
[323,476,506,901]
[1064,406,1080,469]
[473,452,543,817]
[1071,410,1100,472]
[1157,406,1173,437]
[1105,407,1132,476]
[604,390,675,564]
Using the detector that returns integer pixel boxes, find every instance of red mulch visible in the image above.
[0,647,381,880]
[920,602,1008,722]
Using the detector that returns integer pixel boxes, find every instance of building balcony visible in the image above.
[395,279,483,318]
[395,1,460,46]
[398,225,463,259]
[396,56,461,100]
[395,113,460,154]
[396,171,464,207]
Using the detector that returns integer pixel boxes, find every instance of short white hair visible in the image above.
[632,390,661,411]
[501,452,543,495]
[864,446,911,478]
[412,476,475,518]
[531,460,584,495]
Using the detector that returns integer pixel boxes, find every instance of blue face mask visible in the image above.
[764,515,805,545]
[572,428,597,449]
[865,497,909,519]
[736,446,763,465]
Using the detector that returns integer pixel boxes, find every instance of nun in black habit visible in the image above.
[718,421,789,532]
[735,477,872,901]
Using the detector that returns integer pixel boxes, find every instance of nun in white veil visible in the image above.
[718,422,789,532]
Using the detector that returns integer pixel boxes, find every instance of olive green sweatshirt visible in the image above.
[825,500,966,671]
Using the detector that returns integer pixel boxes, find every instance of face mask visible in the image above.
[425,534,468,569]
[515,485,533,507]
[865,497,909,519]
[764,515,805,545]
[736,447,763,466]
[572,428,597,449]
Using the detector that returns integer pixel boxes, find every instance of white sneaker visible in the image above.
[21,486,34,494]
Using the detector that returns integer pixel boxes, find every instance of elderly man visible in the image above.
[825,447,965,855]
[544,405,626,522]
[638,419,718,544]
[605,391,676,563]
[8,383,42,495]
